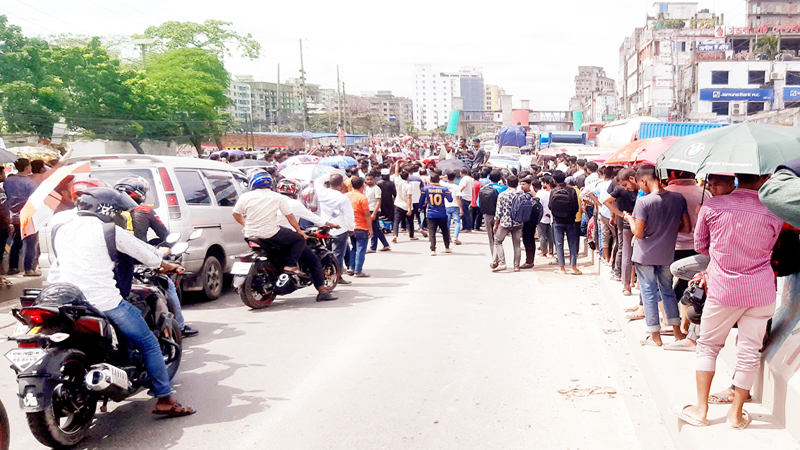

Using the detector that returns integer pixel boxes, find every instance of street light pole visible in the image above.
[132,38,156,70]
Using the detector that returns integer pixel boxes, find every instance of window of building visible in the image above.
[787,71,800,85]
[711,71,729,85]
[747,102,765,115]
[711,102,729,116]
[676,42,687,52]
[748,71,766,85]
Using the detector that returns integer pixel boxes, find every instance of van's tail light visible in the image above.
[20,308,59,327]
[159,168,181,219]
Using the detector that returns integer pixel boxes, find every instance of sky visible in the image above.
[1,0,747,110]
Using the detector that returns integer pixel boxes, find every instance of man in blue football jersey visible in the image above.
[420,172,453,256]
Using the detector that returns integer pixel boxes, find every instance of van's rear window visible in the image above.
[90,169,159,207]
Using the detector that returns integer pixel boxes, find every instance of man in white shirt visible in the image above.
[51,188,194,417]
[232,173,306,275]
[316,174,355,284]
[536,176,555,257]
[392,168,416,243]
[458,167,474,233]
[364,172,390,252]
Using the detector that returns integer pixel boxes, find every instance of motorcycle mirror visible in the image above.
[188,229,203,241]
[170,242,189,255]
[165,233,181,244]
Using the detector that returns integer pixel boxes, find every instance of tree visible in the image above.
[352,113,386,136]
[137,20,261,60]
[146,48,231,155]
[307,113,340,133]
[755,34,780,60]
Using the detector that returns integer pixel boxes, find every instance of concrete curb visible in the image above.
[594,254,800,450]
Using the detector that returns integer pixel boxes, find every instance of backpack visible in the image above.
[510,193,533,223]
[772,227,800,277]
[529,196,544,225]
[550,187,576,221]
[479,184,499,215]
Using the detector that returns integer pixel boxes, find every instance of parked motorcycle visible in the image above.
[3,237,188,448]
[232,226,339,309]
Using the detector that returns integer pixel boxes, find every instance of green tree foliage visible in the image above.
[755,34,780,60]
[137,20,261,60]
[147,48,231,154]
[352,113,388,136]
[308,113,340,133]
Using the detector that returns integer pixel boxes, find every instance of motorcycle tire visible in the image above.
[320,255,339,290]
[161,317,183,380]
[239,268,277,309]
[0,400,9,450]
[27,350,96,448]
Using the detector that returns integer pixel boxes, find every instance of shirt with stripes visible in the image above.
[694,189,782,307]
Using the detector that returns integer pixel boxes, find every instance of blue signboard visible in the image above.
[697,42,732,52]
[784,87,800,101]
[700,89,774,101]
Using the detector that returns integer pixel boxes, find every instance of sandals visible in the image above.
[153,403,196,417]
[668,404,709,427]
[553,268,567,275]
[283,266,303,275]
[626,311,645,321]
[622,288,632,296]
[726,410,752,430]
[623,305,640,312]
[640,335,662,347]
[709,390,752,405]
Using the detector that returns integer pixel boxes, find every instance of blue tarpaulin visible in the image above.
[497,125,527,149]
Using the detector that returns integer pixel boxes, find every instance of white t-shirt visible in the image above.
[364,185,382,212]
[536,189,552,224]
[232,189,293,239]
[459,176,474,201]
[441,181,461,208]
[394,179,412,210]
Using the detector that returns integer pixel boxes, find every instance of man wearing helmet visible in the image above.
[232,172,307,275]
[49,187,195,417]
[114,176,198,338]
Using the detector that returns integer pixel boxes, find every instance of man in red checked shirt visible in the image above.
[670,173,782,430]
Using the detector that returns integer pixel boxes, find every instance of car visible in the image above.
[39,154,251,300]
[486,154,521,172]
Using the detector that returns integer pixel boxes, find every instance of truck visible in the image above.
[539,131,587,149]
[638,122,726,139]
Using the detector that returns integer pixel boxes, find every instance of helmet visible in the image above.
[76,187,138,223]
[114,176,150,204]
[71,178,111,202]
[36,282,87,307]
[248,172,274,190]
[277,179,299,197]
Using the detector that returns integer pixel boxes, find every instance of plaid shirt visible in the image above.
[456,147,474,166]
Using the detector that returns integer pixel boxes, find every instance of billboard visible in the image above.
[697,42,732,52]
[699,89,774,101]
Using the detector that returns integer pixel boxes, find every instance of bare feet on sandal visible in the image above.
[153,397,196,417]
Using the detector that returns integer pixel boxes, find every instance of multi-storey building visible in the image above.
[361,91,414,133]
[412,65,484,131]
[747,1,800,27]
[227,75,301,130]
[485,84,505,110]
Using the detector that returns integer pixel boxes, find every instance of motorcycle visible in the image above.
[232,226,339,309]
[2,236,189,448]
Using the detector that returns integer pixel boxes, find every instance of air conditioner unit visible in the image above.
[771,72,783,80]
[730,102,746,116]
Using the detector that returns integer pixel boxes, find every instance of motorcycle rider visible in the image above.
[114,176,198,338]
[276,179,339,302]
[232,172,307,275]
[48,187,195,417]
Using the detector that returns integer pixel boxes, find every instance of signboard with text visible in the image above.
[653,28,721,39]
[783,87,800,101]
[728,24,800,35]
[697,42,732,52]
[699,89,774,101]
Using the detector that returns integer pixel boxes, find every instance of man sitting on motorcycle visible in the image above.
[114,176,198,338]
[232,172,307,275]
[49,187,195,417]
[276,179,339,302]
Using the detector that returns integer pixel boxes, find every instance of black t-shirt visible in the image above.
[609,184,637,216]
[377,179,396,219]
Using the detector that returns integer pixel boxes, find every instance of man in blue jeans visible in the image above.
[548,171,582,275]
[442,171,463,245]
[317,174,355,285]
[624,166,690,347]
[50,188,194,417]
[345,177,373,278]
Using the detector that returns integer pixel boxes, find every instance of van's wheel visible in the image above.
[201,256,223,300]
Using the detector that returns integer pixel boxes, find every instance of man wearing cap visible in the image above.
[471,138,487,168]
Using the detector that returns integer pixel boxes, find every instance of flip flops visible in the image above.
[663,341,696,352]
[668,405,709,427]
[640,336,662,347]
[726,410,752,430]
[708,391,752,404]
[626,311,645,321]
[153,403,196,418]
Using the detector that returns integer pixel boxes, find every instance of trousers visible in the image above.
[522,222,537,265]
[427,217,450,251]
[494,226,522,267]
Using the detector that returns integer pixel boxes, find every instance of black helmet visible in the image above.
[36,282,86,307]
[77,187,138,223]
[114,176,150,204]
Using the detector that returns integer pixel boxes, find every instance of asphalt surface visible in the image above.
[0,230,675,450]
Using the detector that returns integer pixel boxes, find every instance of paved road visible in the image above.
[0,231,675,450]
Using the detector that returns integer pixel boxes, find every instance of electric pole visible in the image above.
[276,63,281,131]
[299,39,308,130]
[337,65,342,130]
[342,80,348,133]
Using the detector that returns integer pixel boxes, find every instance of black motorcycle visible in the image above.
[3,240,187,448]
[232,226,339,309]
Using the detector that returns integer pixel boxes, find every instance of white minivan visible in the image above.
[39,154,251,300]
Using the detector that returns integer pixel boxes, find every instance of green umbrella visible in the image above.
[656,123,800,176]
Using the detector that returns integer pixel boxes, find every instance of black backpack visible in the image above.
[528,196,544,225]
[479,184,499,215]
[550,187,577,221]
